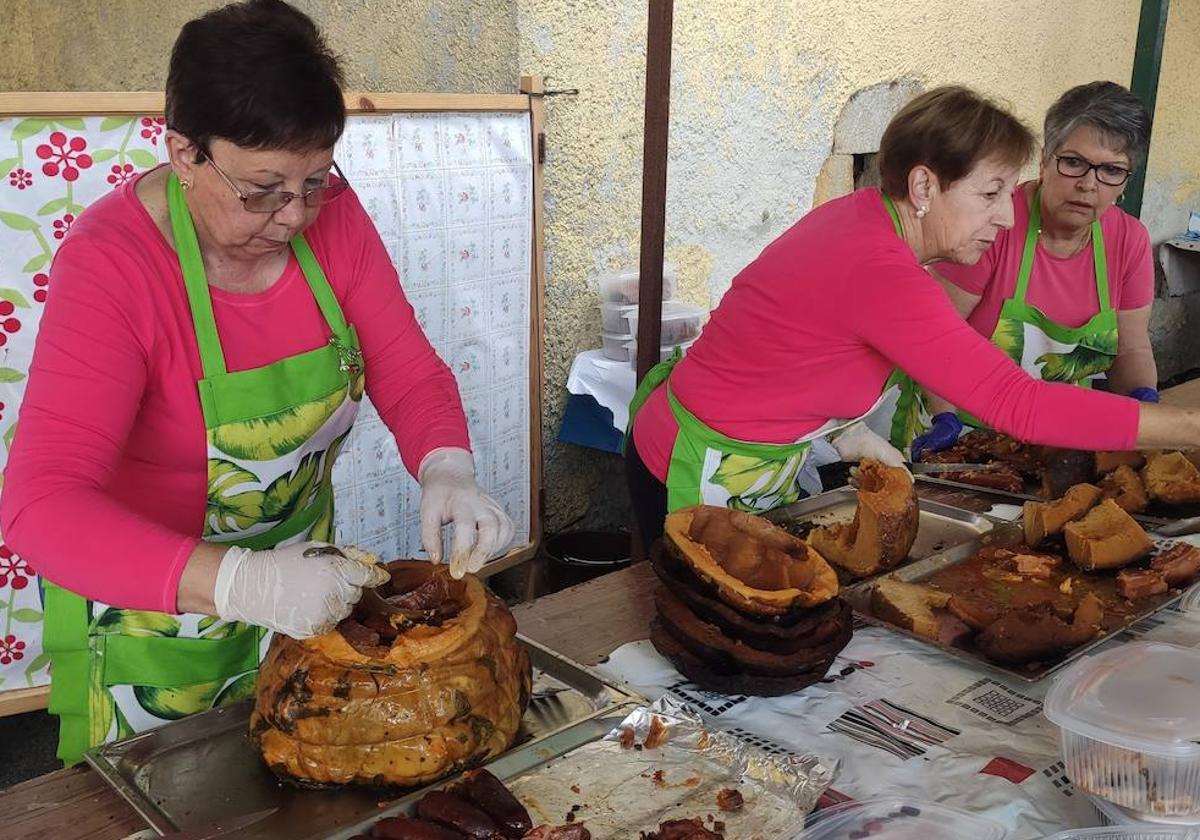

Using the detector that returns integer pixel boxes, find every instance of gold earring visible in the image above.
[180,179,192,190]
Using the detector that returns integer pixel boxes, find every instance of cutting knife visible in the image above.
[154,807,278,840]
[909,462,1006,474]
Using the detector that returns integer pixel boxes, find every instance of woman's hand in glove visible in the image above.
[418,447,516,579]
[830,422,907,468]
[212,541,389,639]
[909,412,964,462]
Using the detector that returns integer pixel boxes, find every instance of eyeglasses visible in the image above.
[1053,154,1133,187]
[201,153,349,213]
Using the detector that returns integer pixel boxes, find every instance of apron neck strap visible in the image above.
[168,172,228,379]
[291,235,352,339]
[167,173,356,381]
[881,194,903,237]
[1017,188,1109,311]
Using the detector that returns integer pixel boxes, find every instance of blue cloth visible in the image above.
[558,393,624,453]
[1129,386,1160,403]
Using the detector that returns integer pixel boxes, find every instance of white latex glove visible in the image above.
[213,541,389,639]
[418,447,516,579]
[830,421,907,468]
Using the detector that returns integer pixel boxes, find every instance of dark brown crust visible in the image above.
[651,540,843,651]
[650,618,835,697]
[654,586,852,677]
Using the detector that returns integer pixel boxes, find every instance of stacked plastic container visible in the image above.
[598,265,705,367]
[1042,641,1200,832]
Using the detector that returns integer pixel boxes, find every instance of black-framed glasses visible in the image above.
[201,153,350,213]
[1054,154,1133,187]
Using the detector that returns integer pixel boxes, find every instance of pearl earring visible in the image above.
[915,205,928,219]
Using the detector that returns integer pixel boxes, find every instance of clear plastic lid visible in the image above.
[1043,828,1200,839]
[597,263,678,304]
[798,797,1006,840]
[1179,581,1200,613]
[1044,642,1200,758]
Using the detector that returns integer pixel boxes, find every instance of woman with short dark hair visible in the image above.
[627,85,1200,549]
[909,82,1159,459]
[1,0,512,762]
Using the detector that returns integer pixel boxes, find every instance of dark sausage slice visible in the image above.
[417,790,503,839]
[371,816,468,840]
[461,769,533,839]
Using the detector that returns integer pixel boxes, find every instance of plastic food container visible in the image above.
[627,337,697,369]
[600,302,638,335]
[626,301,706,345]
[1043,827,1200,839]
[1044,642,1200,819]
[600,331,634,362]
[1089,794,1200,829]
[798,796,1006,840]
[598,264,678,304]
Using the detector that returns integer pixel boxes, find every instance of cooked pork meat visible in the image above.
[946,593,1006,631]
[975,593,1103,665]
[1116,568,1169,601]
[1150,544,1200,587]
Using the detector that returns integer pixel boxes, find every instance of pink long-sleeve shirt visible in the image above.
[1,170,469,613]
[937,184,1154,336]
[631,188,1141,483]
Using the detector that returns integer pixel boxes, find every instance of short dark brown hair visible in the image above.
[877,86,1035,198]
[165,0,345,158]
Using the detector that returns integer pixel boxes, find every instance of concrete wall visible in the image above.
[1140,0,1200,381]
[518,0,1199,532]
[0,0,519,93]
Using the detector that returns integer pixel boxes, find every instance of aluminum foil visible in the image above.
[503,696,835,839]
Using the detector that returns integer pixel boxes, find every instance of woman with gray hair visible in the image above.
[909,81,1158,459]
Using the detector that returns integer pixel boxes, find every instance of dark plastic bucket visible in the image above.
[544,530,632,592]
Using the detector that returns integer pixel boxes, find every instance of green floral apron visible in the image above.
[42,173,365,765]
[626,350,888,514]
[884,191,1117,446]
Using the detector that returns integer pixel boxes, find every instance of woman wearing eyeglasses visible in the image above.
[0,0,513,763]
[908,82,1159,459]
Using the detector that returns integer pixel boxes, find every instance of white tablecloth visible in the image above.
[566,349,638,431]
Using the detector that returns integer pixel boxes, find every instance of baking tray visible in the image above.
[914,474,1200,537]
[764,486,1001,581]
[324,697,833,840]
[85,635,645,838]
[841,522,1200,682]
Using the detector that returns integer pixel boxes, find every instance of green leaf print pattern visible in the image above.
[887,373,929,451]
[93,608,181,637]
[993,317,1026,364]
[89,666,115,747]
[209,387,347,461]
[214,672,257,706]
[1036,345,1115,384]
[261,450,321,521]
[710,452,804,512]
[206,460,266,535]
[134,680,224,720]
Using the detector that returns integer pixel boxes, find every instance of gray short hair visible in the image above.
[1043,81,1151,169]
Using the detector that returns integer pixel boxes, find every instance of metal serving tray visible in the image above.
[323,699,833,840]
[85,636,644,838]
[765,486,1000,581]
[914,474,1200,537]
[841,522,1199,682]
